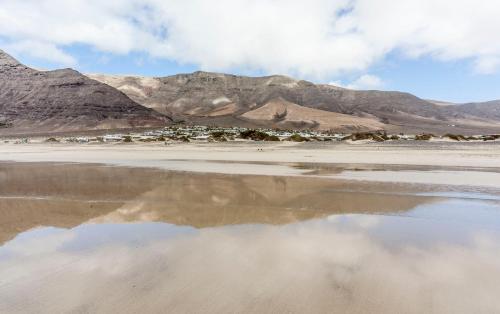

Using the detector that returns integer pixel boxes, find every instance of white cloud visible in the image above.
[3,40,77,66]
[0,0,500,78]
[331,74,384,90]
[473,56,500,75]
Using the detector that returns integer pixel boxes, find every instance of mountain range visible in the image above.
[1,49,499,135]
[88,72,500,135]
[0,49,168,135]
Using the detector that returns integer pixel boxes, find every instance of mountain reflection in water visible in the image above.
[0,162,440,243]
[1,162,500,313]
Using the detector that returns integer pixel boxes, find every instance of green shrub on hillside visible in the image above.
[289,134,309,142]
[415,134,434,141]
[123,136,133,142]
[342,132,386,142]
[443,134,467,141]
[210,131,228,141]
[239,130,279,141]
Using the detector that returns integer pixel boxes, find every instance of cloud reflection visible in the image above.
[1,217,499,314]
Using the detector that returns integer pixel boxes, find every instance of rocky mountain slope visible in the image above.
[89,71,500,134]
[453,100,500,120]
[239,98,384,131]
[1,46,497,135]
[0,50,169,135]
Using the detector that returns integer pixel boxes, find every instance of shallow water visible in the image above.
[1,162,500,313]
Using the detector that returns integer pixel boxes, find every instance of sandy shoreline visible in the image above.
[1,141,500,189]
[2,143,500,314]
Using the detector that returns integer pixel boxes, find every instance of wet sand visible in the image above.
[1,143,500,313]
[1,141,500,189]
[0,162,445,245]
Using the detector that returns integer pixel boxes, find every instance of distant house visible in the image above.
[75,137,90,143]
[192,135,210,141]
[103,134,123,142]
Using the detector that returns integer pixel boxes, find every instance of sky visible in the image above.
[1,0,500,103]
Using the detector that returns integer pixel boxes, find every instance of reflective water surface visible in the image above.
[1,162,500,313]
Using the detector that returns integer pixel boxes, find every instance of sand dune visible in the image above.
[241,98,384,131]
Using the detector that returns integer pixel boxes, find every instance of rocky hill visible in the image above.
[453,100,500,120]
[1,46,498,135]
[89,71,500,134]
[0,50,169,135]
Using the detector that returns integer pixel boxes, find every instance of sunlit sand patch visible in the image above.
[333,169,500,189]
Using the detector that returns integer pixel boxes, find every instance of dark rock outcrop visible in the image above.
[0,49,170,134]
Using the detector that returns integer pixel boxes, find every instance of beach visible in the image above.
[1,141,500,313]
[1,141,500,189]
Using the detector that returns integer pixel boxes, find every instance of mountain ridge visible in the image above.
[1,47,499,135]
[0,49,170,135]
[88,71,500,134]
